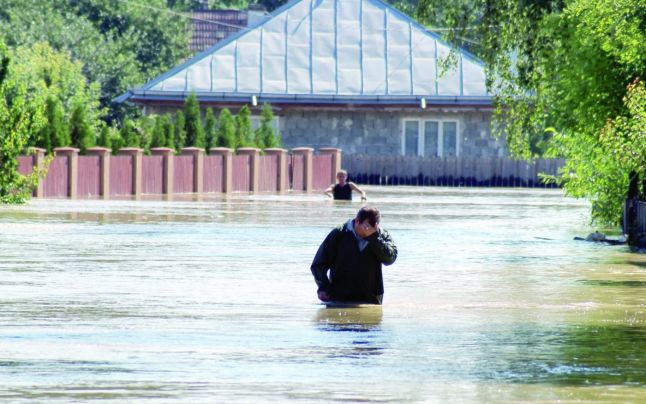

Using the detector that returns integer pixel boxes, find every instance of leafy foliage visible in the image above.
[416,0,646,224]
[0,0,191,122]
[0,40,47,203]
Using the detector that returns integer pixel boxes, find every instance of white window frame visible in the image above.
[400,118,460,157]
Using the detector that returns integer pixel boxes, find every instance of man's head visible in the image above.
[354,206,380,238]
[336,170,348,184]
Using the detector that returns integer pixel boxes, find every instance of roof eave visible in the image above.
[125,91,493,107]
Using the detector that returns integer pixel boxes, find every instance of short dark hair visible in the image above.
[357,206,380,227]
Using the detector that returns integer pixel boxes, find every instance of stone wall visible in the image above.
[280,108,505,157]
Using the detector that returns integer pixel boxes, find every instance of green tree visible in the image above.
[69,102,95,153]
[151,115,167,148]
[0,0,190,122]
[235,105,253,148]
[161,114,175,150]
[204,107,218,151]
[184,93,205,148]
[46,96,70,149]
[120,119,140,148]
[217,108,236,148]
[110,130,125,153]
[0,40,47,203]
[174,110,186,152]
[97,124,113,150]
[255,103,281,149]
[416,0,646,224]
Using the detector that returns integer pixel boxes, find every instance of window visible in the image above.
[401,119,459,157]
[404,121,419,156]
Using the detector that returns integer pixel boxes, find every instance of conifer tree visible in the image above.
[174,110,186,152]
[234,105,253,148]
[39,96,70,150]
[69,103,95,153]
[184,93,205,148]
[110,130,125,153]
[217,108,236,148]
[97,124,112,150]
[255,103,281,149]
[150,115,166,148]
[119,119,140,148]
[161,114,175,150]
[204,107,217,151]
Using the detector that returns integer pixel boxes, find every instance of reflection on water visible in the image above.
[315,305,383,332]
[1,187,646,402]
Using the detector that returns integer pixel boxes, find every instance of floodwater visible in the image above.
[1,187,645,402]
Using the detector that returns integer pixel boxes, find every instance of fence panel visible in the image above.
[142,155,164,195]
[232,155,249,192]
[173,155,194,194]
[258,155,278,192]
[343,155,564,187]
[110,156,133,197]
[43,156,68,198]
[312,154,332,190]
[290,154,304,191]
[204,155,223,193]
[77,156,101,198]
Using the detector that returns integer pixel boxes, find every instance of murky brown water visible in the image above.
[1,187,645,402]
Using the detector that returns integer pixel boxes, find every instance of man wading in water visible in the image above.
[324,169,367,201]
[310,206,397,304]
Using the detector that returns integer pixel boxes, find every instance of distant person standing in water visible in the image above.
[324,169,367,201]
[311,206,397,305]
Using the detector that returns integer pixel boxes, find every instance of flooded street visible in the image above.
[1,187,645,402]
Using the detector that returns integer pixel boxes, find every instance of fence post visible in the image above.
[237,147,261,192]
[151,148,175,195]
[86,147,111,200]
[210,147,233,193]
[292,147,314,192]
[28,147,46,198]
[318,147,342,185]
[53,147,79,199]
[265,148,288,192]
[181,147,205,193]
[119,148,143,198]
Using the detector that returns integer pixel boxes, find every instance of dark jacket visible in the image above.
[311,221,398,304]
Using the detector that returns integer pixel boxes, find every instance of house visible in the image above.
[117,0,503,158]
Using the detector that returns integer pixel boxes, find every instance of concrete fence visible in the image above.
[343,154,565,187]
[17,147,342,199]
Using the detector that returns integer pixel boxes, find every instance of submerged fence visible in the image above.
[344,154,565,187]
[17,147,341,199]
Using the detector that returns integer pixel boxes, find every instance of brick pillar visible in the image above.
[53,147,79,199]
[265,148,288,192]
[118,148,143,198]
[237,147,260,193]
[151,147,175,195]
[318,147,342,186]
[86,147,111,200]
[181,147,205,193]
[28,147,46,198]
[292,147,314,192]
[210,147,233,193]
